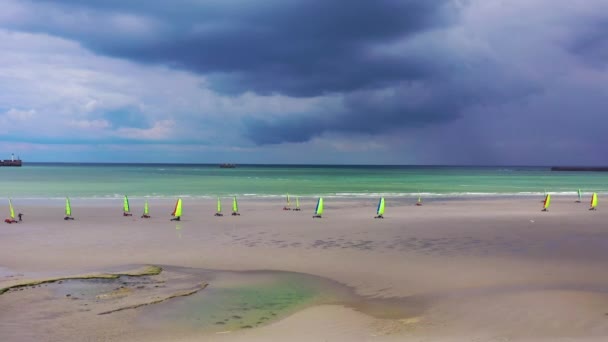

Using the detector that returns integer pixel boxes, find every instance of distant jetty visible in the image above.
[219,163,236,168]
[0,154,22,167]
[551,166,608,172]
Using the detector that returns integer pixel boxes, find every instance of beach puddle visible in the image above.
[137,267,425,334]
[51,278,119,299]
[50,274,166,301]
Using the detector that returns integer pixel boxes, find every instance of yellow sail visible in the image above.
[9,199,15,220]
[543,194,551,209]
[287,193,291,206]
[217,197,222,213]
[144,200,149,215]
[65,197,72,216]
[591,192,598,209]
[172,198,182,217]
[296,196,300,209]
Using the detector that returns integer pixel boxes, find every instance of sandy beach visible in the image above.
[2,196,608,341]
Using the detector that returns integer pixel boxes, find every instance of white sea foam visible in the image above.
[8,191,608,201]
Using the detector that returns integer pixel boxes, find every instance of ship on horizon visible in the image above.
[0,153,22,167]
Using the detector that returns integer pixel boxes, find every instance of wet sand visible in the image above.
[2,196,608,341]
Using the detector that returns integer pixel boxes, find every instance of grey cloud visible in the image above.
[566,18,608,67]
[9,0,487,145]
[244,55,541,144]
[8,0,606,163]
[14,0,456,97]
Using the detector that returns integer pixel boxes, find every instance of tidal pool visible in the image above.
[137,267,425,333]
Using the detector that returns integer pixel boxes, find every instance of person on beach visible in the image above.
[18,213,23,221]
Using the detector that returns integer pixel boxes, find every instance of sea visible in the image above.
[1,163,608,200]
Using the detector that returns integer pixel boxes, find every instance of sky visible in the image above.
[0,0,607,165]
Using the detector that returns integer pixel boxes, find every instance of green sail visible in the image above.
[65,197,72,216]
[315,197,324,215]
[578,189,582,201]
[173,198,182,217]
[377,197,385,216]
[144,199,149,215]
[217,197,222,213]
[123,195,130,213]
[232,196,239,213]
[296,196,300,209]
[287,193,290,206]
[9,199,15,219]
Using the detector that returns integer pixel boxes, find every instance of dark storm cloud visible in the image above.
[18,0,455,97]
[5,0,579,152]
[245,62,541,145]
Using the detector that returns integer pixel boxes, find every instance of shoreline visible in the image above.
[0,192,594,207]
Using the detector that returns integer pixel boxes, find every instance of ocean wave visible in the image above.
[6,191,608,201]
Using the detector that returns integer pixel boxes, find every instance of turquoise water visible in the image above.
[137,269,423,333]
[139,271,340,332]
[1,163,608,199]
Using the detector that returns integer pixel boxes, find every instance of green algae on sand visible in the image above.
[137,269,426,334]
[98,283,208,315]
[0,265,163,295]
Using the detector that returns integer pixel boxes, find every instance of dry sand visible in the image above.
[1,196,608,341]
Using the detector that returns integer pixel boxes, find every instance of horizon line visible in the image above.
[13,162,607,168]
